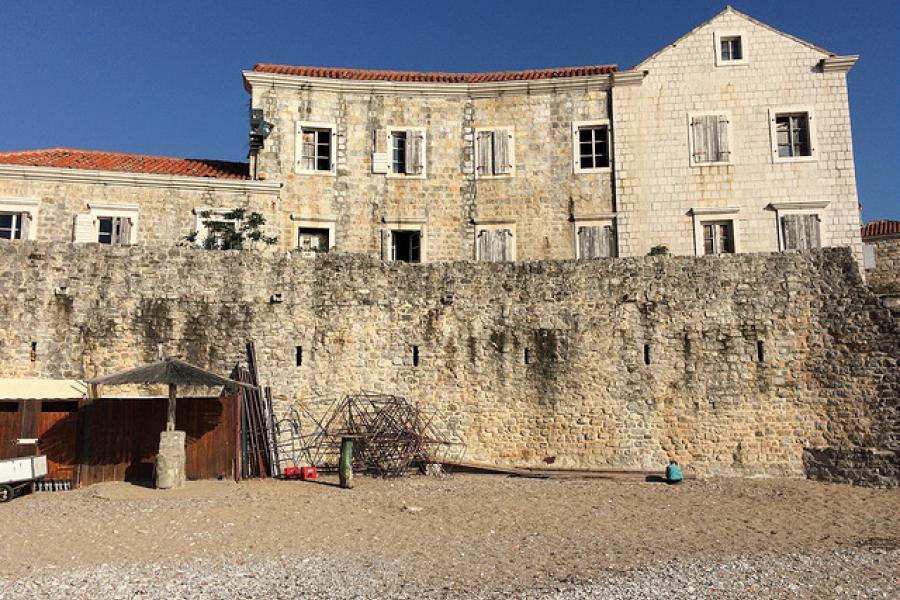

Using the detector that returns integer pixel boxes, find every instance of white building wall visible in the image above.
[612,9,862,262]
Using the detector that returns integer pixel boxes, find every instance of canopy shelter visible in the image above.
[88,357,253,431]
[88,357,254,489]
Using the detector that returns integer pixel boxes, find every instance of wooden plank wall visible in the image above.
[0,401,20,460]
[78,395,235,486]
[37,401,79,480]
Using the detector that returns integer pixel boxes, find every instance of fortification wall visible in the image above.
[0,242,896,482]
[866,236,900,296]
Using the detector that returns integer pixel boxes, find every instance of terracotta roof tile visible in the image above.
[861,220,900,239]
[253,63,618,83]
[0,148,249,180]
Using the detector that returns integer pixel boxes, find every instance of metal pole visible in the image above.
[167,383,176,432]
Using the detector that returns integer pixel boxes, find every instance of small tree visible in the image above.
[184,209,278,250]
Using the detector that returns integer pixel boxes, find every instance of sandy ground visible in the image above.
[0,474,897,597]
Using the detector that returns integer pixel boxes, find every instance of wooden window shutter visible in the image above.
[716,115,730,162]
[476,132,492,175]
[601,225,615,258]
[73,214,94,243]
[19,212,31,240]
[381,230,393,261]
[704,115,719,162]
[405,130,422,175]
[781,215,801,250]
[692,117,708,163]
[801,214,820,249]
[579,226,598,259]
[493,130,511,175]
[117,217,133,245]
[477,229,492,261]
[498,229,512,261]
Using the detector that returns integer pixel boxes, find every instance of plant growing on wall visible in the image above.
[184,209,278,249]
[648,245,670,256]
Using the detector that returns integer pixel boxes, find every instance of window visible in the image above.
[295,122,336,174]
[769,109,815,162]
[689,114,731,165]
[780,214,821,250]
[297,227,330,253]
[720,36,742,61]
[0,199,38,240]
[0,212,27,240]
[476,227,514,262]
[702,220,735,255]
[573,121,610,173]
[714,31,747,66]
[194,209,241,249]
[96,216,132,245]
[775,114,810,158]
[391,131,406,174]
[391,230,421,263]
[475,129,514,177]
[387,128,425,177]
[577,224,616,259]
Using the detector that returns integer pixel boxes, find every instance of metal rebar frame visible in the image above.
[295,391,465,477]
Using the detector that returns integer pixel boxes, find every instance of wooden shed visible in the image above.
[0,378,239,487]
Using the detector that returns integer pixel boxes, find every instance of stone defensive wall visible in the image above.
[1,243,896,484]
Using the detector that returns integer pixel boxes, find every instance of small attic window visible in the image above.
[721,37,742,61]
[715,32,747,66]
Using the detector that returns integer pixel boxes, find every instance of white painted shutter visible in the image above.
[381,230,392,261]
[405,130,422,175]
[73,214,94,243]
[476,132,492,175]
[493,130,511,175]
[117,217,133,245]
[716,115,730,162]
[19,212,31,240]
[692,117,708,163]
[499,229,512,261]
[372,152,389,174]
[477,230,492,261]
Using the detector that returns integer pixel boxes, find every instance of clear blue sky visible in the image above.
[1,1,896,221]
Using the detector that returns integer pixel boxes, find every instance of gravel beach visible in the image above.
[0,475,897,599]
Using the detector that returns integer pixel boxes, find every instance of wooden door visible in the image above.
[38,401,79,480]
[0,402,20,460]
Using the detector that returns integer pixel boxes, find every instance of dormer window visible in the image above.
[714,32,747,66]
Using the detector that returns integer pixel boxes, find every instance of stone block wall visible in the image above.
[0,242,895,483]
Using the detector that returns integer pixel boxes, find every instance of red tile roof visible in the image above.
[861,220,900,239]
[252,63,618,83]
[0,148,249,180]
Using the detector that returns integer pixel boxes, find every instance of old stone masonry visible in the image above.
[0,7,896,485]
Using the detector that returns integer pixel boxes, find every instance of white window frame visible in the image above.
[769,201,829,250]
[474,220,516,261]
[572,215,617,259]
[687,111,733,167]
[295,121,337,176]
[381,218,427,263]
[192,207,244,248]
[0,198,39,241]
[290,215,336,253]
[385,126,427,179]
[572,120,612,174]
[689,207,740,256]
[768,107,817,164]
[473,127,516,179]
[87,203,140,244]
[714,31,748,67]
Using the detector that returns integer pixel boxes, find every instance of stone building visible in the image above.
[0,7,863,264]
[862,220,900,296]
